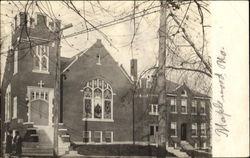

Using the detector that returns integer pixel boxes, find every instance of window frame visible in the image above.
[5,84,11,122]
[103,131,113,143]
[32,45,49,74]
[191,123,198,137]
[200,101,206,115]
[149,104,159,115]
[83,131,91,143]
[201,123,206,137]
[14,50,18,75]
[171,122,177,137]
[82,79,114,122]
[191,100,197,115]
[170,98,177,113]
[12,97,17,119]
[93,131,102,143]
[181,99,188,114]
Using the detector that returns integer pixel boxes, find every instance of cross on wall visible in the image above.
[38,80,45,88]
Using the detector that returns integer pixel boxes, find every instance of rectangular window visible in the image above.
[13,97,17,119]
[83,131,91,143]
[191,123,197,137]
[149,125,158,136]
[170,98,177,113]
[14,50,18,74]
[94,131,102,143]
[149,104,158,115]
[181,99,187,114]
[201,123,206,136]
[171,122,177,137]
[103,131,112,143]
[200,101,206,115]
[191,100,197,114]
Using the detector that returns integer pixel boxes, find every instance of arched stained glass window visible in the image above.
[82,79,113,121]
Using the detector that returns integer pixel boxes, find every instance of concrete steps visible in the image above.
[166,147,189,157]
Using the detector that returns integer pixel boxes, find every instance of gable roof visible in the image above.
[60,39,133,83]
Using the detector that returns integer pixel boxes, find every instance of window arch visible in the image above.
[82,79,113,121]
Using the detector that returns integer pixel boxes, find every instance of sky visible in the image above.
[0,1,211,93]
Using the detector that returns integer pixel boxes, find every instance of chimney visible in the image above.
[130,59,138,81]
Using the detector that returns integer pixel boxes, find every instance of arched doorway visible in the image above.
[30,100,49,125]
[181,123,187,140]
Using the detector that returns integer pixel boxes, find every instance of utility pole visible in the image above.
[54,23,72,157]
[157,0,167,157]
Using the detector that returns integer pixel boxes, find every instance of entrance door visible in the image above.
[30,100,49,125]
[181,123,187,140]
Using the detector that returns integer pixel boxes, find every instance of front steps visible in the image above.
[58,123,78,156]
[166,146,189,157]
[180,141,194,151]
[22,122,53,157]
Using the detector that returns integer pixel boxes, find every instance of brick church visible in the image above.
[1,12,211,156]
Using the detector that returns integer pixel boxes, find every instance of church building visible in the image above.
[1,12,211,156]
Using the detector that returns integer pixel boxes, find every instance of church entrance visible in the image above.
[181,123,187,140]
[28,85,54,126]
[30,100,49,125]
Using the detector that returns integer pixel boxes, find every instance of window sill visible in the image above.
[191,113,197,115]
[32,70,50,74]
[201,136,207,138]
[170,112,177,114]
[192,135,198,138]
[82,118,114,122]
[149,112,159,116]
[200,113,206,116]
[181,112,188,115]
[171,135,178,138]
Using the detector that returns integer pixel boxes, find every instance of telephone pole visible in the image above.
[54,23,72,157]
[157,0,168,157]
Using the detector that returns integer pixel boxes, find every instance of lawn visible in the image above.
[73,144,176,157]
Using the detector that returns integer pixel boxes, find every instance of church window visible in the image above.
[33,45,49,73]
[14,50,18,74]
[82,79,113,121]
[13,97,17,119]
[5,84,11,122]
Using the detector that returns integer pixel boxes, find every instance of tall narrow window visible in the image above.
[181,99,187,114]
[14,50,18,74]
[170,98,177,113]
[33,45,49,73]
[201,123,206,136]
[5,84,11,121]
[171,122,177,137]
[200,101,206,115]
[191,100,197,115]
[82,79,113,121]
[191,123,197,137]
[13,97,17,119]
